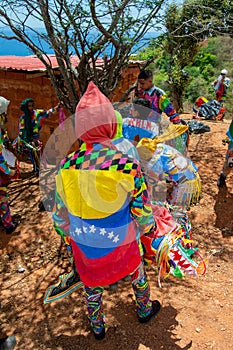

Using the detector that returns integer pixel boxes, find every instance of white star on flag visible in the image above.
[100,228,106,236]
[83,226,87,233]
[108,231,114,239]
[75,227,82,235]
[90,225,96,233]
[113,235,119,243]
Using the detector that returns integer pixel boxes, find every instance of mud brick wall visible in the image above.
[0,63,140,146]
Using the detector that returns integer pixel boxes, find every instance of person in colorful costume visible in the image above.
[136,133,202,209]
[119,98,194,206]
[0,97,18,234]
[135,71,189,155]
[122,98,159,143]
[136,70,181,124]
[52,82,161,340]
[43,109,140,303]
[14,98,61,175]
[217,119,233,187]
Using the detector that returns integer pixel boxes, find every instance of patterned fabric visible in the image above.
[0,189,13,228]
[16,106,57,173]
[18,107,57,144]
[113,110,140,160]
[131,269,152,318]
[122,117,159,141]
[141,215,208,288]
[112,137,140,161]
[165,131,188,156]
[0,128,14,228]
[137,85,181,124]
[0,129,11,180]
[53,146,155,287]
[138,142,201,208]
[84,286,106,335]
[84,264,152,334]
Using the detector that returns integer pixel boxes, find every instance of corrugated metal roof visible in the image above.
[0,54,143,72]
[0,55,81,71]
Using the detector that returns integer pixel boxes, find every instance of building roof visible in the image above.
[0,55,142,72]
[0,55,78,72]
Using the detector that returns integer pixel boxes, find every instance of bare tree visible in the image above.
[0,0,166,112]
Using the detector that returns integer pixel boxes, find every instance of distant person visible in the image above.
[136,69,181,124]
[52,82,161,340]
[213,69,231,102]
[0,96,18,234]
[14,98,62,175]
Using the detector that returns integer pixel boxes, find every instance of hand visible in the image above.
[58,101,64,108]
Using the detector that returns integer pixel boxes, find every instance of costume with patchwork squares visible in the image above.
[52,82,160,337]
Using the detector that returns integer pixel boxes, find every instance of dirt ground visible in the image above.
[0,117,233,350]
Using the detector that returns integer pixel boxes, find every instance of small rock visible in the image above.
[18,264,26,273]
[196,327,201,333]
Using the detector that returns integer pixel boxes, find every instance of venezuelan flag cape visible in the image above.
[56,169,141,287]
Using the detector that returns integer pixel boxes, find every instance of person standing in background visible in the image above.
[15,98,61,175]
[213,69,231,102]
[136,69,181,124]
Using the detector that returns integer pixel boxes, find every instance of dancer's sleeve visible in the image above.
[130,163,156,235]
[158,94,181,124]
[52,190,70,238]
[0,148,11,175]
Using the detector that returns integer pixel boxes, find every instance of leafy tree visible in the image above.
[135,0,233,112]
[0,0,165,113]
[184,36,233,117]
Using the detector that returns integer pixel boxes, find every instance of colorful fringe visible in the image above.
[155,225,207,288]
[169,173,202,209]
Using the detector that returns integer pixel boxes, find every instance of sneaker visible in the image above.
[0,335,16,350]
[44,269,82,304]
[138,300,161,324]
[217,174,226,187]
[93,328,105,341]
[5,222,18,235]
